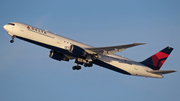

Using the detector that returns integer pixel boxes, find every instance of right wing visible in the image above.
[85,43,146,55]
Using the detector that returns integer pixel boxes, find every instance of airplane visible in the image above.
[3,22,176,78]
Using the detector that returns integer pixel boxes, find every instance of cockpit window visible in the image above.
[8,23,15,26]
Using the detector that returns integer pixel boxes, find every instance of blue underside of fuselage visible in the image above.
[16,36,131,75]
[92,59,131,75]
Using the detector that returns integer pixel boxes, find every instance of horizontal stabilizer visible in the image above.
[148,70,176,75]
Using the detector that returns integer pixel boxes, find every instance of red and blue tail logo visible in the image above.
[140,47,173,70]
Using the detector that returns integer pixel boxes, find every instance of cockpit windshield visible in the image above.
[8,23,15,26]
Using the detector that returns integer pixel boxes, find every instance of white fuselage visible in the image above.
[3,22,163,78]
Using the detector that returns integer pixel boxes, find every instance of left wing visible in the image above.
[85,43,146,55]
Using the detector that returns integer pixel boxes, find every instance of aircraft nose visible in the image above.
[3,25,8,31]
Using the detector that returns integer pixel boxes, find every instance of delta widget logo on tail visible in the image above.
[141,47,173,70]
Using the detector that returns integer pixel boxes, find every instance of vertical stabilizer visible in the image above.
[140,47,173,70]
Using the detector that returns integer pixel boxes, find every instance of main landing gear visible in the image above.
[84,62,93,67]
[72,62,93,70]
[10,35,15,43]
[72,58,93,70]
[72,65,81,70]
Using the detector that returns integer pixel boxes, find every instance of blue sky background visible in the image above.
[0,0,180,101]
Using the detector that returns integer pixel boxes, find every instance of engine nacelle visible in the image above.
[49,50,69,61]
[69,45,87,57]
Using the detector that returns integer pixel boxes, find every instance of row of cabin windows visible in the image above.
[64,41,72,44]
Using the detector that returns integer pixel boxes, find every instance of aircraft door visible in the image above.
[20,25,24,32]
[57,37,60,44]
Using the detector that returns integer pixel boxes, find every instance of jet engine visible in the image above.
[49,50,69,61]
[69,45,87,57]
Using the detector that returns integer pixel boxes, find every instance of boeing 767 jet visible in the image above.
[3,22,176,78]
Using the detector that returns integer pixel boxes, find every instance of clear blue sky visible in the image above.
[0,0,180,101]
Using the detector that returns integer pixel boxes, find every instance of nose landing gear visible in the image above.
[10,40,14,43]
[10,35,15,43]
